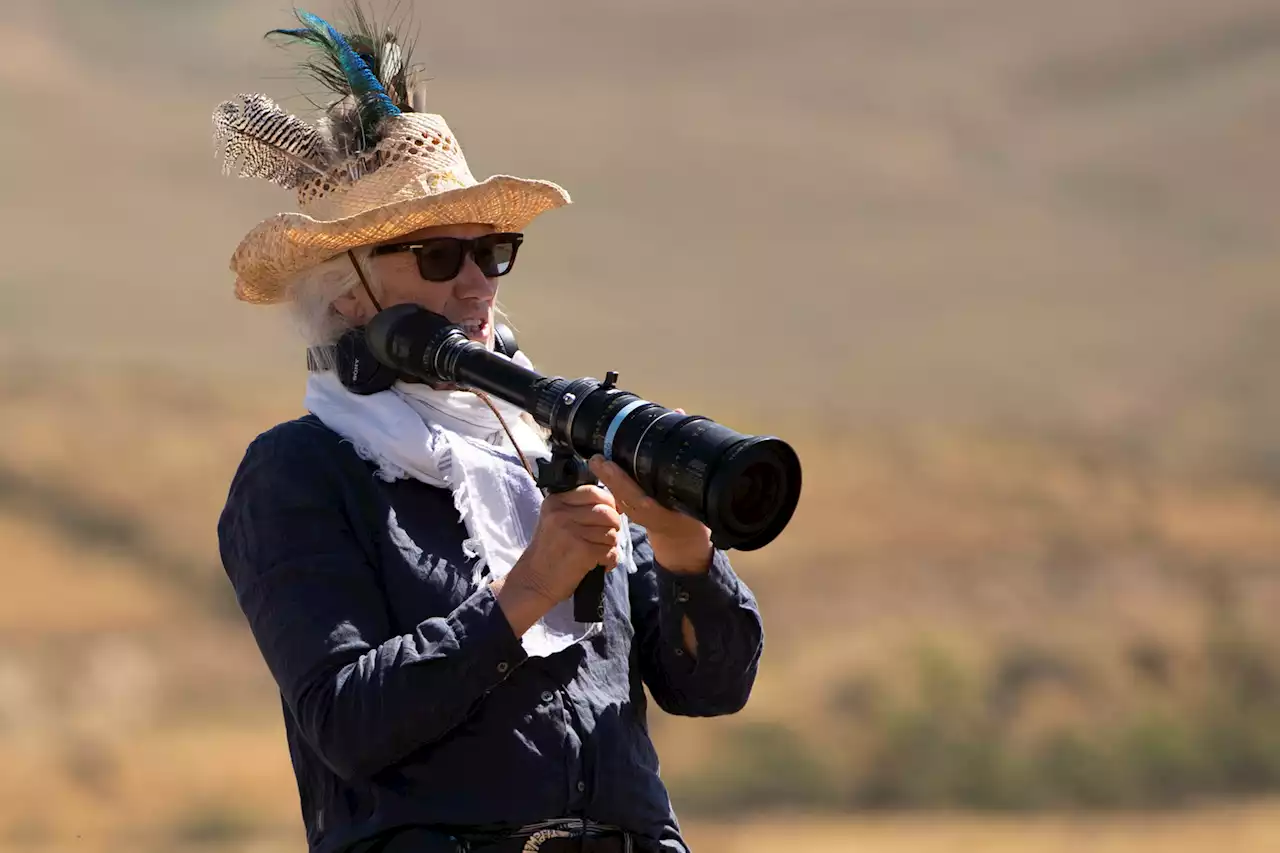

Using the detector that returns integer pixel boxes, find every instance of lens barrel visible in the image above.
[533,381,801,551]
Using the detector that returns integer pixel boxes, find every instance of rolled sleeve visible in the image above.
[449,584,527,681]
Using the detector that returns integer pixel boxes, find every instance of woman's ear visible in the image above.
[331,289,372,324]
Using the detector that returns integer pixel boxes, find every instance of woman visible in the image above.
[214,10,763,853]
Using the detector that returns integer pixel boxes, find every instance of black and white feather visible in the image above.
[213,94,334,189]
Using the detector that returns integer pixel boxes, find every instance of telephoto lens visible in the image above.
[365,304,802,551]
[532,378,801,551]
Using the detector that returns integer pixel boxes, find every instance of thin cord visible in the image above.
[347,250,384,313]
[474,389,535,477]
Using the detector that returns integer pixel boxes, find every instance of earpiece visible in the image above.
[493,323,519,358]
[333,326,400,395]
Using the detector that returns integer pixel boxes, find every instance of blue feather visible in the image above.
[294,9,400,142]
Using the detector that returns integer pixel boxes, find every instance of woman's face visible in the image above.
[333,222,502,349]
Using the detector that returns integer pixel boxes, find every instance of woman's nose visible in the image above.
[452,253,497,298]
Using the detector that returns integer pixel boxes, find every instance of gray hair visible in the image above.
[285,248,380,348]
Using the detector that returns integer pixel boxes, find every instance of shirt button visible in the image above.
[673,647,684,657]
[577,781,586,793]
[496,662,509,673]
[541,690,555,703]
[676,590,690,603]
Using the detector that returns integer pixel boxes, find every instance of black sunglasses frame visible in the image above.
[370,232,525,282]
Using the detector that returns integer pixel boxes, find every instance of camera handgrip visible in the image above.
[536,444,607,625]
[574,566,607,623]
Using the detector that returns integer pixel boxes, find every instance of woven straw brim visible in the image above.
[231,175,571,304]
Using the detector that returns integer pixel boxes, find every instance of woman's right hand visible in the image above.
[496,485,623,636]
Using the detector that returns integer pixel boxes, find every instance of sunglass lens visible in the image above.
[474,237,518,277]
[416,240,466,281]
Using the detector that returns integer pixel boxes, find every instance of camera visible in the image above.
[365,304,802,552]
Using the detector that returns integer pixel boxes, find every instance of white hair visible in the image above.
[286,248,380,348]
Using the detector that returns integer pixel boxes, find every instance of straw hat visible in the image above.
[227,110,570,304]
[213,9,570,305]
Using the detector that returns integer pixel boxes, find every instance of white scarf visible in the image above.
[304,352,621,657]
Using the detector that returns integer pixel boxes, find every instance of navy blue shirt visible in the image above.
[216,415,764,853]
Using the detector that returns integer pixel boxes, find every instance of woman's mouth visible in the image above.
[457,317,489,341]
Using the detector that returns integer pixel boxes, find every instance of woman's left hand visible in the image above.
[588,451,714,575]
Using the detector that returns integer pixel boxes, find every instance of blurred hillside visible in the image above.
[2,0,1280,851]
[1,0,1278,422]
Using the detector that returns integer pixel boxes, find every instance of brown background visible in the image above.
[1,1,1279,851]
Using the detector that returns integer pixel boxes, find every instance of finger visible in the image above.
[561,502,623,529]
[577,543,617,571]
[554,484,617,509]
[587,503,625,529]
[570,524,621,547]
[589,457,653,511]
[675,408,686,415]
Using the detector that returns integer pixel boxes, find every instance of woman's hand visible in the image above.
[498,485,623,636]
[589,453,713,575]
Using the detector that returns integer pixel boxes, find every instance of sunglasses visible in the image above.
[370,232,524,282]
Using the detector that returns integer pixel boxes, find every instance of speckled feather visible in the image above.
[212,93,332,189]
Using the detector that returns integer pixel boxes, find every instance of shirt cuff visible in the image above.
[654,549,744,618]
[653,550,746,671]
[452,584,529,686]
